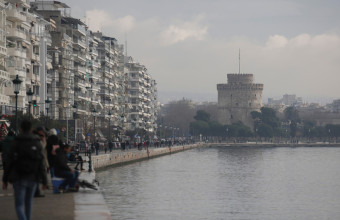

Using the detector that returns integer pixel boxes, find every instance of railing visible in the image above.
[73,38,86,48]
[75,65,86,74]
[8,27,26,39]
[0,70,10,82]
[6,8,26,21]
[73,24,86,35]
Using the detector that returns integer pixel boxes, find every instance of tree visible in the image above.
[251,107,281,136]
[190,120,209,136]
[194,110,210,122]
[163,98,196,135]
[284,107,300,137]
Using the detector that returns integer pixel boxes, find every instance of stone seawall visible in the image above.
[91,144,202,169]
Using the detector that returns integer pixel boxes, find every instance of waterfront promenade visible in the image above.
[0,144,202,220]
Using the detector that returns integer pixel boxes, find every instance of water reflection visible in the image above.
[97,147,340,220]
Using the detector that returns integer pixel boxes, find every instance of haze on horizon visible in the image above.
[62,0,340,104]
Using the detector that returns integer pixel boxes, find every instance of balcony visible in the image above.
[73,52,86,63]
[7,67,26,78]
[0,42,6,58]
[31,52,39,61]
[8,27,26,40]
[0,69,10,83]
[74,65,86,74]
[73,38,86,49]
[77,92,90,101]
[6,8,26,22]
[90,49,98,57]
[0,94,10,105]
[73,24,86,36]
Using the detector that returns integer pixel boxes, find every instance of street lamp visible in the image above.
[45,98,51,126]
[72,103,78,142]
[13,75,22,134]
[255,128,258,144]
[26,88,34,116]
[226,128,229,143]
[92,108,97,142]
[108,111,112,142]
[329,129,331,144]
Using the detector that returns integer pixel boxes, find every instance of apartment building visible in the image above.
[5,0,31,114]
[125,58,158,133]
[0,0,159,141]
[0,0,9,106]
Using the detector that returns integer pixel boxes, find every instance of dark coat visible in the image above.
[53,148,71,177]
[2,133,47,185]
[46,135,59,168]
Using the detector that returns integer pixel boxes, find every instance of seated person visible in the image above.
[54,143,79,192]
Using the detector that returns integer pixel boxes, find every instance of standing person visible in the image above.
[33,127,48,198]
[95,140,100,155]
[0,130,16,171]
[104,141,108,154]
[46,128,59,176]
[108,140,113,153]
[2,120,47,220]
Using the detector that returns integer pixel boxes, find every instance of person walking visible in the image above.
[2,120,47,220]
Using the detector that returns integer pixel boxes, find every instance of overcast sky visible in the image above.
[62,0,340,104]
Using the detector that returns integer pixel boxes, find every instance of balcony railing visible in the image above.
[8,27,26,39]
[74,65,86,74]
[6,8,26,22]
[73,24,86,36]
[73,38,86,48]
[0,70,10,83]
[0,44,6,57]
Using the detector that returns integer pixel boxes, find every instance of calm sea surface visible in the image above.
[96,146,340,220]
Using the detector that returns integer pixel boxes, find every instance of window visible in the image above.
[33,65,39,75]
[33,86,39,95]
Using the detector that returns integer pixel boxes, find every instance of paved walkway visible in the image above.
[0,164,112,220]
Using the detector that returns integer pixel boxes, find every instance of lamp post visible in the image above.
[108,111,112,142]
[13,75,22,134]
[329,129,331,144]
[255,128,258,144]
[92,108,97,142]
[66,107,70,143]
[72,103,78,143]
[26,88,34,117]
[226,128,229,143]
[45,98,51,126]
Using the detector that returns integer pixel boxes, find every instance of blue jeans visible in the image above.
[57,170,79,188]
[13,179,37,220]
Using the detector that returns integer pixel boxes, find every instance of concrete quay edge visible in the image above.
[91,143,204,170]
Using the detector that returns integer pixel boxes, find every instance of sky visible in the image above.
[61,0,340,104]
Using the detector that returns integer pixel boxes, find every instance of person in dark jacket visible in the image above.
[54,143,79,192]
[0,130,16,171]
[2,120,47,220]
[46,129,59,175]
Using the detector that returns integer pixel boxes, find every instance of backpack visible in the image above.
[14,138,43,174]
